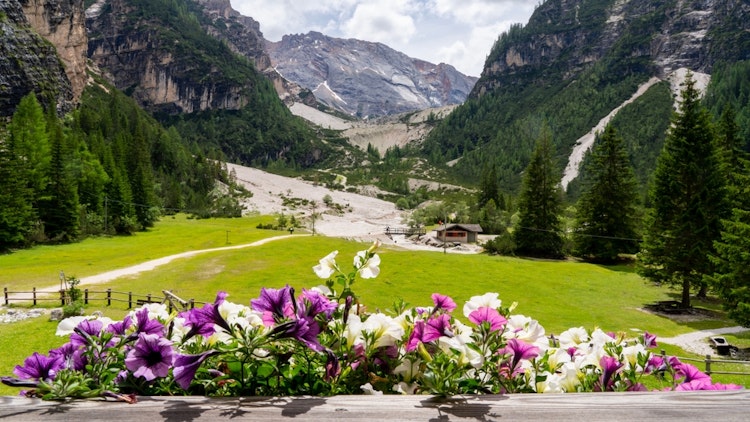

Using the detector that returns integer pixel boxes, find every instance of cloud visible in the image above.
[229,0,536,76]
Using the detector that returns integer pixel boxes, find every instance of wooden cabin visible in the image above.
[435,223,483,243]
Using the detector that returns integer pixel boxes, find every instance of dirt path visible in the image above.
[658,326,749,356]
[6,235,296,302]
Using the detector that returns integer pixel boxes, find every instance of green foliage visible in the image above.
[513,127,564,258]
[704,60,750,150]
[573,125,640,262]
[638,73,728,308]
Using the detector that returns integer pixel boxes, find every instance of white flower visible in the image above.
[343,314,364,347]
[503,314,547,350]
[55,315,114,336]
[310,284,333,296]
[393,382,419,395]
[393,358,421,382]
[354,251,380,279]
[313,250,338,279]
[463,292,502,318]
[361,313,404,349]
[360,382,383,395]
[558,327,590,349]
[55,316,89,336]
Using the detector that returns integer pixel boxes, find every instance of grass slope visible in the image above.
[1,216,747,395]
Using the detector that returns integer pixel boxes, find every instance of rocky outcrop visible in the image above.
[86,0,252,114]
[20,0,87,103]
[266,32,478,118]
[193,0,316,107]
[473,0,750,97]
[0,0,74,117]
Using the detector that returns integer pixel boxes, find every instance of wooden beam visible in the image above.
[1,390,748,421]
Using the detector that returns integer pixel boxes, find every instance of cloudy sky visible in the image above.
[229,1,538,77]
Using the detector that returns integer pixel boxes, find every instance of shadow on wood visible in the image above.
[1,390,749,421]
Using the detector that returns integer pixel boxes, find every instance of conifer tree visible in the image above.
[513,126,564,258]
[0,129,35,250]
[8,93,50,202]
[38,114,80,242]
[573,125,640,262]
[706,105,750,325]
[638,73,728,308]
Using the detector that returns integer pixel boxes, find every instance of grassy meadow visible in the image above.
[1,214,748,395]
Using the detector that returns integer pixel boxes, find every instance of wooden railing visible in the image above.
[385,227,426,236]
[3,287,204,312]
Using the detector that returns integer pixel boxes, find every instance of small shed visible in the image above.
[435,223,483,243]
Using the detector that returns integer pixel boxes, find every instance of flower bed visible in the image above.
[2,243,742,402]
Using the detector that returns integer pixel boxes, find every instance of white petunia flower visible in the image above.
[354,251,380,279]
[313,250,339,279]
[361,313,404,349]
[463,292,502,318]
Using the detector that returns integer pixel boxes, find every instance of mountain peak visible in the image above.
[266,32,477,118]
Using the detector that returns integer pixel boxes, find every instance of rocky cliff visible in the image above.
[86,0,248,114]
[0,0,81,117]
[473,0,750,97]
[192,0,315,107]
[266,31,478,118]
[21,0,87,103]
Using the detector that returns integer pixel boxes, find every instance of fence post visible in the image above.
[84,289,89,305]
[705,355,712,375]
[60,289,66,306]
[107,289,111,306]
[147,293,152,303]
[128,292,133,309]
[3,287,7,306]
[189,299,195,309]
[32,287,36,306]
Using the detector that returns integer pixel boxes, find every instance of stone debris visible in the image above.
[0,308,46,324]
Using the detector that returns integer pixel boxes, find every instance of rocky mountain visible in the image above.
[266,31,478,118]
[424,0,750,192]
[0,0,87,117]
[84,0,314,115]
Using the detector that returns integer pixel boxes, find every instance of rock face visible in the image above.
[473,0,750,97]
[85,0,313,114]
[0,0,77,117]
[192,0,315,107]
[21,0,88,103]
[266,31,478,118]
[86,0,247,114]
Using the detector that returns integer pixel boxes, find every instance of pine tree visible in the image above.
[638,73,728,308]
[37,113,80,242]
[573,125,640,262]
[706,105,750,325]
[0,129,35,250]
[477,164,500,209]
[8,93,50,203]
[513,126,564,258]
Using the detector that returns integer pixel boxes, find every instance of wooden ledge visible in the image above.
[1,390,749,421]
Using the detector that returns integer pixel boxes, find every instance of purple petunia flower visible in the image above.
[431,293,457,313]
[180,292,233,340]
[642,331,658,348]
[13,352,64,381]
[406,320,426,352]
[251,286,294,322]
[423,314,452,342]
[134,307,165,336]
[107,315,133,335]
[173,351,218,390]
[124,333,174,381]
[70,319,104,347]
[499,338,540,377]
[298,289,338,319]
[674,362,711,384]
[270,316,324,351]
[597,355,624,391]
[468,307,507,332]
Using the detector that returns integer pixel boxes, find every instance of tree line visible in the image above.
[0,79,246,252]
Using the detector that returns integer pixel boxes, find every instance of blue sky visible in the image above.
[229,1,538,77]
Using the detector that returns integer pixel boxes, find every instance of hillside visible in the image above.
[423,0,750,193]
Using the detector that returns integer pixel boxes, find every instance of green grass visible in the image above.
[2,216,749,395]
[0,214,280,292]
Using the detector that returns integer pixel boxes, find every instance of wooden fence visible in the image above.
[3,287,204,312]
